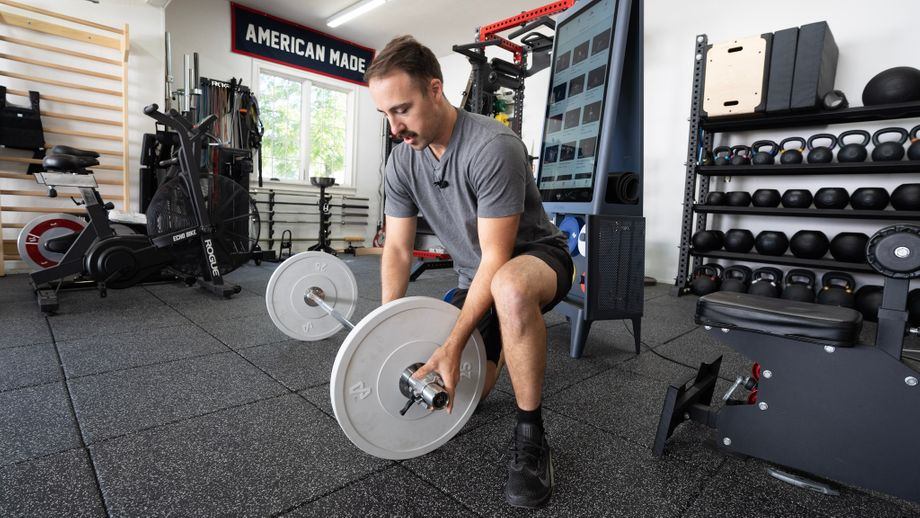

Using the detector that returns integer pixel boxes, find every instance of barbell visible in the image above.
[264,251,486,460]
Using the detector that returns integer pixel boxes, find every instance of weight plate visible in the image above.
[559,215,583,256]
[265,251,358,341]
[17,213,86,270]
[331,296,486,459]
[577,224,587,257]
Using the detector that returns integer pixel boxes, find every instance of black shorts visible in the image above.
[446,242,575,364]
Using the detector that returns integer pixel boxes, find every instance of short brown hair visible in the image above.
[364,35,443,91]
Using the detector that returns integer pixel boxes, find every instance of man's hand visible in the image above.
[412,342,464,413]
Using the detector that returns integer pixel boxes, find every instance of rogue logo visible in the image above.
[204,239,220,277]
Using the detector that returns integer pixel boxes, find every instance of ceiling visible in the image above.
[229,0,556,57]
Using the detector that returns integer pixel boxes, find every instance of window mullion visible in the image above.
[301,79,311,181]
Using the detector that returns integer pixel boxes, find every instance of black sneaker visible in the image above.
[504,421,554,508]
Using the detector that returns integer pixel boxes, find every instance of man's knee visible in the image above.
[491,267,540,316]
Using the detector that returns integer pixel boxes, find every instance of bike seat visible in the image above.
[42,154,100,172]
[50,145,100,158]
[696,291,863,347]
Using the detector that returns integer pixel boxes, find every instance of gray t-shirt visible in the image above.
[385,108,565,288]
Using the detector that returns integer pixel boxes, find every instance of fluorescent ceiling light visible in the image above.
[327,0,388,28]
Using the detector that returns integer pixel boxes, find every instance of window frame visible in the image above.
[254,61,358,189]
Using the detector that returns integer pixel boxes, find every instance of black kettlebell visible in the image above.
[836,130,870,163]
[850,187,890,210]
[816,272,856,308]
[781,189,813,209]
[829,232,870,263]
[751,140,779,165]
[723,229,755,253]
[754,231,789,256]
[748,267,783,298]
[751,189,781,208]
[891,183,920,210]
[779,137,806,165]
[789,230,830,259]
[713,146,732,166]
[814,187,850,209]
[691,230,725,252]
[806,133,837,163]
[730,145,752,166]
[781,269,817,303]
[855,285,884,322]
[705,191,727,206]
[871,127,908,161]
[908,288,920,326]
[908,125,920,161]
[720,265,753,293]
[690,264,723,296]
[725,191,752,207]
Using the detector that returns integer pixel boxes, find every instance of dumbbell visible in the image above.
[264,251,487,459]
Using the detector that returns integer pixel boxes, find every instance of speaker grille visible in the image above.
[588,215,645,319]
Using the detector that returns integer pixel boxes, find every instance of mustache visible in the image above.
[395,130,417,140]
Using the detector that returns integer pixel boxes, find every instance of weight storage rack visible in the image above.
[674,34,920,294]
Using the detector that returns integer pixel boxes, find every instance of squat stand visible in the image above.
[308,176,337,255]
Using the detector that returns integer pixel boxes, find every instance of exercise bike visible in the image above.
[653,225,920,504]
[20,104,258,312]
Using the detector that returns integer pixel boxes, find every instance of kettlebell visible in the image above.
[789,230,830,259]
[713,146,732,166]
[690,264,723,296]
[806,133,837,163]
[754,231,789,256]
[705,191,727,206]
[781,189,813,209]
[829,232,870,263]
[871,127,908,161]
[855,285,884,322]
[751,140,779,165]
[891,183,920,210]
[751,189,781,208]
[813,187,850,209]
[700,148,714,166]
[730,145,752,166]
[908,125,920,161]
[850,187,890,210]
[723,229,755,253]
[781,269,817,303]
[691,230,724,252]
[748,267,783,298]
[720,265,753,293]
[816,272,856,308]
[836,130,870,163]
[779,137,806,165]
[725,191,752,207]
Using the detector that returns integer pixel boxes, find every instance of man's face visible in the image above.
[369,71,442,150]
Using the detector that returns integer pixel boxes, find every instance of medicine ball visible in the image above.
[891,183,920,211]
[691,230,724,252]
[789,230,829,259]
[723,229,755,253]
[752,189,782,207]
[862,67,920,106]
[705,191,727,206]
[725,191,752,207]
[855,285,884,322]
[829,232,870,263]
[813,187,850,209]
[754,231,789,256]
[781,189,813,209]
[850,187,890,210]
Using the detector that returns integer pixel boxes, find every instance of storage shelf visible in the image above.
[693,205,920,220]
[689,249,876,273]
[697,162,920,176]
[700,101,920,132]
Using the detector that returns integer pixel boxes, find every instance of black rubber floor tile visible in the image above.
[0,448,105,518]
[403,411,708,517]
[633,295,699,346]
[57,323,227,378]
[197,312,291,349]
[47,303,187,341]
[144,281,257,305]
[90,394,389,517]
[0,308,52,350]
[0,273,36,304]
[51,286,163,315]
[68,352,286,443]
[240,338,340,391]
[0,382,80,466]
[285,464,471,517]
[644,282,673,301]
[621,327,749,386]
[170,292,268,325]
[0,342,61,391]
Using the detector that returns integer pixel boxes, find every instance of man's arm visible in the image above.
[381,214,417,304]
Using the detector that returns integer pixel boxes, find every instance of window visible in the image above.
[258,68,355,186]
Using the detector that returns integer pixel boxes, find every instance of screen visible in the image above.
[538,0,614,201]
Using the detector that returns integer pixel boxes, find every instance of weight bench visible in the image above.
[654,225,920,504]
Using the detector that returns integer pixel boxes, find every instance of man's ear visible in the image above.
[429,78,443,99]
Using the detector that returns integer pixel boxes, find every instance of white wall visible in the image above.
[1,0,164,272]
[645,0,920,286]
[166,0,385,251]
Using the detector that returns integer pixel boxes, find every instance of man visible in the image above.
[365,36,573,509]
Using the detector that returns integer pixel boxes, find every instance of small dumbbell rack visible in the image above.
[674,34,920,294]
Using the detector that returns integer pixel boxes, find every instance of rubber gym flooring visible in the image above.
[1,256,918,517]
